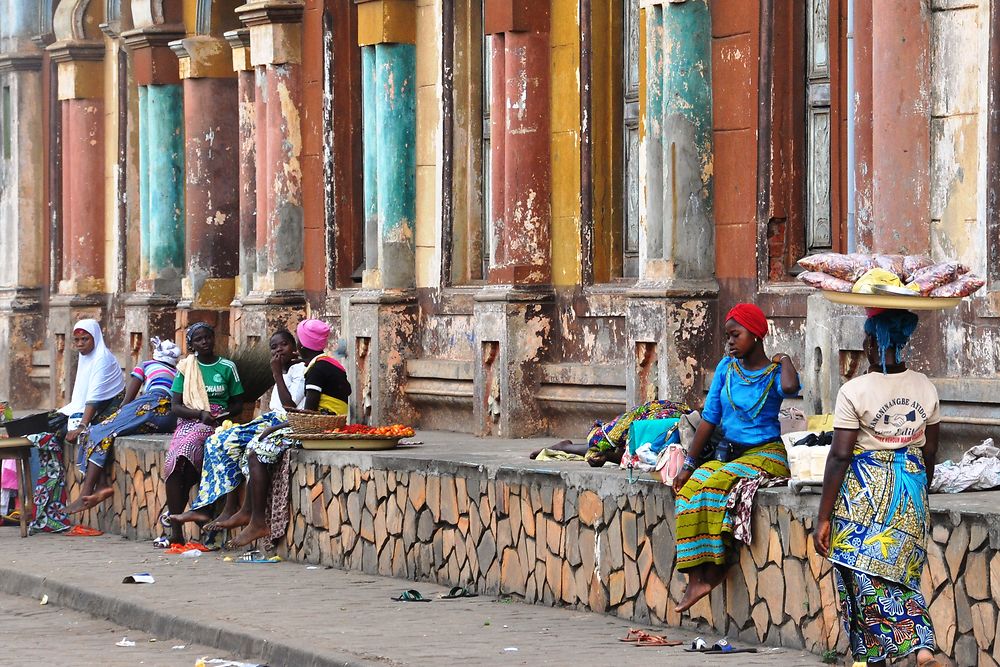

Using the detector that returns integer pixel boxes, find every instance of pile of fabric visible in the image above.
[930,439,1000,493]
[584,400,692,467]
[796,252,984,297]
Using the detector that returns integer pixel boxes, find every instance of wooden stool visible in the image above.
[0,438,35,537]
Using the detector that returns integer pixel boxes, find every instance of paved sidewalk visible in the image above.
[0,592,250,666]
[0,528,824,666]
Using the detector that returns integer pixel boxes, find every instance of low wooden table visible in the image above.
[0,438,34,537]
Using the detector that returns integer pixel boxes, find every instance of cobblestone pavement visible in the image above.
[0,528,825,666]
[0,592,249,666]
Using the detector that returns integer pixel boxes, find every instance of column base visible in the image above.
[625,289,717,408]
[232,289,307,346]
[123,292,180,372]
[49,294,108,410]
[0,288,47,408]
[176,300,233,353]
[347,289,419,427]
[472,285,554,438]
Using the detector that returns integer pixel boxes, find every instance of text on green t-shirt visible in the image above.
[170,357,244,410]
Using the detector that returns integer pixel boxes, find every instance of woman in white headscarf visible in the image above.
[67,336,181,515]
[29,319,126,532]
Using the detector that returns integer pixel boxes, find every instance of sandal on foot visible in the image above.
[440,586,477,599]
[391,589,431,602]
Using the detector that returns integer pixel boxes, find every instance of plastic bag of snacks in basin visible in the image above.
[796,252,984,298]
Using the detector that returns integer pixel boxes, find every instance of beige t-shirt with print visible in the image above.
[833,369,940,451]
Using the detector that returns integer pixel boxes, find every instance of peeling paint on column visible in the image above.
[143,84,185,288]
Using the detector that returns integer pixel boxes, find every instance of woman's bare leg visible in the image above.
[206,482,251,530]
[66,462,105,514]
[227,454,272,548]
[676,563,728,613]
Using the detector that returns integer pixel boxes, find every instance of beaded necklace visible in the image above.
[724,358,780,422]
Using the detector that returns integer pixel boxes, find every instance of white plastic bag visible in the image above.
[930,439,1000,493]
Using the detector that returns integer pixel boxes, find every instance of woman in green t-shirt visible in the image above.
[163,322,244,545]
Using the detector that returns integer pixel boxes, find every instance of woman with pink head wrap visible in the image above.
[227,319,352,549]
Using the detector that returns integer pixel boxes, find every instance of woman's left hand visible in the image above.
[65,427,83,443]
[813,517,831,557]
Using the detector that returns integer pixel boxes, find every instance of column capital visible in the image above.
[47,41,106,99]
[236,1,304,66]
[169,36,236,79]
[0,54,44,73]
[484,0,548,34]
[224,29,253,72]
[356,0,416,46]
[122,26,185,85]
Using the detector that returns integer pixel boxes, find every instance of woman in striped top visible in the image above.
[67,337,181,515]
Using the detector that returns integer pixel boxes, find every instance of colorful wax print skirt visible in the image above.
[191,410,288,510]
[163,405,225,479]
[674,442,789,570]
[829,447,935,661]
[586,400,691,465]
[240,427,295,474]
[29,433,71,533]
[78,389,176,472]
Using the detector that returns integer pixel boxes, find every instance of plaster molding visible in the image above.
[130,0,183,30]
[235,1,304,28]
[0,55,44,72]
[53,0,105,42]
[46,41,105,63]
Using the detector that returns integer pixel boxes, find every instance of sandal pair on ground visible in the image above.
[391,587,478,602]
[618,628,683,647]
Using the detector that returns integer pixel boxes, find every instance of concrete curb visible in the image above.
[0,565,375,667]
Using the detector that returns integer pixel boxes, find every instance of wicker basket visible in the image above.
[285,409,347,434]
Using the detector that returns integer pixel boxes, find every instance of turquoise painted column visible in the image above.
[138,85,150,279]
[362,45,379,273]
[374,42,416,289]
[642,0,714,284]
[143,83,185,292]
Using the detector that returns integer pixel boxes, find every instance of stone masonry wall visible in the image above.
[68,436,997,665]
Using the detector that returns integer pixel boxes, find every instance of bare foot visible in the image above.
[916,649,941,667]
[207,510,251,531]
[87,487,114,505]
[226,521,269,549]
[65,498,87,515]
[675,579,713,613]
[168,510,212,526]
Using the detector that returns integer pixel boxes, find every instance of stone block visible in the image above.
[970,523,988,551]
[552,487,565,522]
[469,505,483,543]
[955,634,979,667]
[726,564,751,629]
[374,470,387,500]
[750,601,770,643]
[360,509,375,542]
[402,500,417,547]
[378,538,393,574]
[801,614,826,653]
[636,540,653,585]
[973,601,995,651]
[608,569,625,606]
[457,515,470,536]
[789,518,807,556]
[574,563,590,606]
[312,493,327,530]
[624,558,640,599]
[521,496,535,537]
[589,571,608,613]
[440,477,459,525]
[564,518,581,567]
[982,651,999,667]
[783,558,808,624]
[535,511,547,550]
[477,530,497,571]
[957,580,974,634]
[644,572,668,621]
[739,549,758,601]
[541,485,554,514]
[621,510,638,561]
[579,525,596,575]
[392,539,407,579]
[946,522,970,578]
[818,571,840,647]
[545,551,563,600]
[563,488,578,521]
[649,520,674,580]
[454,476,469,513]
[927,539,948,589]
[767,524,783,566]
[750,510,770,567]
[546,518,562,556]
[497,517,513,554]
[427,475,442,521]
[507,488,522,533]
[932,522,950,545]
[386,497,403,535]
[758,564,785,625]
[578,490,602,526]
[500,547,524,594]
[417,508,434,542]
[930,585,957,654]
[375,505,388,550]
[347,491,361,529]
[408,473,425,510]
[442,527,456,559]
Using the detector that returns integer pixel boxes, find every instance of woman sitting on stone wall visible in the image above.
[168,329,306,532]
[814,309,942,667]
[66,337,180,515]
[163,322,244,545]
[226,318,351,549]
[671,303,800,613]
[28,319,126,532]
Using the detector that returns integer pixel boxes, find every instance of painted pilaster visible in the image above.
[0,22,47,407]
[232,1,306,343]
[467,0,556,437]
[170,34,239,343]
[120,7,186,353]
[225,28,257,301]
[869,0,930,254]
[625,0,717,410]
[347,0,419,427]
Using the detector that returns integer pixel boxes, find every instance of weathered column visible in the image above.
[120,8,186,353]
[348,0,419,427]
[233,0,307,342]
[469,0,555,437]
[869,0,930,254]
[484,1,552,286]
[225,28,257,301]
[626,0,716,408]
[170,35,240,344]
[45,0,112,407]
[0,17,48,408]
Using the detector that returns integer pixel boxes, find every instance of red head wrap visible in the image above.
[725,303,768,339]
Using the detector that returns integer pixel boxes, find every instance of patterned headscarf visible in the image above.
[151,336,181,365]
[185,321,214,345]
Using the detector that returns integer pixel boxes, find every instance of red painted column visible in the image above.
[60,98,105,292]
[485,0,552,285]
[870,0,930,254]
[227,28,258,299]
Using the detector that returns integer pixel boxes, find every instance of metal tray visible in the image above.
[820,290,962,310]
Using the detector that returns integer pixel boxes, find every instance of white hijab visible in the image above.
[59,319,126,416]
